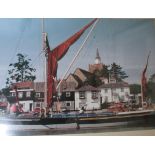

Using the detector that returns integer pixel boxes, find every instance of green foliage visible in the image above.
[83,63,128,87]
[6,53,36,86]
[83,74,102,87]
[130,79,155,103]
[130,84,141,95]
[1,87,10,97]
[94,65,110,79]
[147,81,155,103]
[109,62,128,82]
[149,73,155,83]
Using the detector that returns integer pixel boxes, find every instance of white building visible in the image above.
[99,82,130,104]
[8,82,46,112]
[9,89,34,112]
[75,85,100,110]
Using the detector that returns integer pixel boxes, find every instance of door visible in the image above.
[29,103,32,111]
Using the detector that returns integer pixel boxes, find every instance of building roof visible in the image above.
[79,68,93,77]
[76,84,99,91]
[11,82,45,92]
[33,82,45,92]
[99,82,129,89]
[75,68,94,79]
[71,74,83,86]
[60,81,76,92]
[11,81,34,89]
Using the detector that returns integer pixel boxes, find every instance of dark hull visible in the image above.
[1,111,155,126]
[78,112,155,126]
[0,117,75,125]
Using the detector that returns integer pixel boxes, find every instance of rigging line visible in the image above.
[2,21,27,87]
[72,32,94,70]
[56,19,100,90]
[81,32,96,64]
[29,51,44,68]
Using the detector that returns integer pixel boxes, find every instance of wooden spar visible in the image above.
[56,19,99,90]
[42,18,47,108]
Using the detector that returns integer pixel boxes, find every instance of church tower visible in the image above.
[89,48,104,73]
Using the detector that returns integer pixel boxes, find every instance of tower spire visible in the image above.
[95,48,101,64]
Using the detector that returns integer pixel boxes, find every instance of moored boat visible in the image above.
[0,109,155,127]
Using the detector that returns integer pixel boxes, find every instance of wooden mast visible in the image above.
[141,51,151,108]
[42,18,47,109]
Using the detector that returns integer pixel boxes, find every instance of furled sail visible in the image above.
[141,52,151,102]
[44,19,97,108]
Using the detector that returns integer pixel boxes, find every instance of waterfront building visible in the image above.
[99,82,130,104]
[75,84,100,110]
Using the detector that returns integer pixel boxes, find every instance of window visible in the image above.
[35,93,40,98]
[92,91,98,99]
[114,96,118,100]
[120,95,125,101]
[36,103,40,107]
[121,88,124,92]
[125,92,129,98]
[105,88,108,93]
[66,102,71,107]
[105,96,108,102]
[66,92,71,97]
[12,92,16,97]
[18,92,23,98]
[26,91,31,97]
[113,88,116,92]
[79,91,85,99]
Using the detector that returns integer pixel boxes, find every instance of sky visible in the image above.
[0,18,155,89]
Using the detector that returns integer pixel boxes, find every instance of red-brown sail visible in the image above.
[45,19,97,108]
[141,52,150,102]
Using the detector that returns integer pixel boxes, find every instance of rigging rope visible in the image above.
[56,19,100,90]
[2,20,28,87]
[70,33,96,72]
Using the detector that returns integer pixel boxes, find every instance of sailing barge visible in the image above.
[1,19,155,129]
[0,109,155,127]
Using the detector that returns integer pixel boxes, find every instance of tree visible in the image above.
[1,87,10,97]
[6,53,36,86]
[130,84,141,95]
[85,63,128,86]
[147,81,155,103]
[94,65,110,79]
[149,73,155,83]
[87,74,102,87]
[109,62,128,82]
